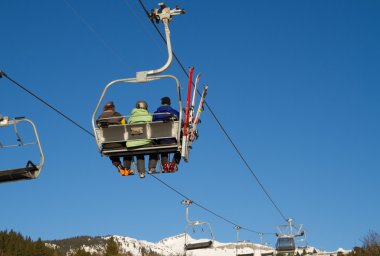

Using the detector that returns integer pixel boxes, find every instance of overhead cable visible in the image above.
[136,0,288,222]
[0,69,270,235]
[0,70,94,137]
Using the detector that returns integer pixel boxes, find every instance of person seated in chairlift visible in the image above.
[149,96,181,173]
[97,101,132,176]
[124,100,156,179]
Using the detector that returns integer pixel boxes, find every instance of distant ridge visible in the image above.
[46,234,349,256]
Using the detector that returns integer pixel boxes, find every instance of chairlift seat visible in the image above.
[237,253,254,256]
[260,253,274,256]
[0,161,39,183]
[96,120,181,156]
[184,240,213,251]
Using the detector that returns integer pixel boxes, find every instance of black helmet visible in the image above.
[161,96,171,105]
[136,100,148,110]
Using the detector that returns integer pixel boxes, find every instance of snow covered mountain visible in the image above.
[46,233,350,256]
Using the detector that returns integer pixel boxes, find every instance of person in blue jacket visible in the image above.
[150,97,181,173]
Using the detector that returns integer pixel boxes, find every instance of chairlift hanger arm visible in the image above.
[182,199,215,244]
[137,4,185,79]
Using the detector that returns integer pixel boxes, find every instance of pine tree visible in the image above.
[0,230,60,256]
[104,237,119,256]
[70,248,93,256]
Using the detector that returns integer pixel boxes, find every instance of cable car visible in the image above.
[275,218,305,255]
[0,115,44,183]
[91,4,205,174]
[275,236,295,253]
[182,200,214,251]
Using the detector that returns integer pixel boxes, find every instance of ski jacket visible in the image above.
[97,110,125,125]
[152,105,179,121]
[97,110,125,149]
[152,105,180,144]
[126,108,152,148]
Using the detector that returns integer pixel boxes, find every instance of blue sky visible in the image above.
[1,0,379,252]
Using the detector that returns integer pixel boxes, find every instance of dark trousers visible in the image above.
[124,155,156,174]
[109,156,124,168]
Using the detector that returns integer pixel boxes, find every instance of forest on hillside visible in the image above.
[1,229,379,256]
[0,230,167,256]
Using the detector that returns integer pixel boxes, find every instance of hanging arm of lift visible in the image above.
[182,199,193,225]
[137,4,185,81]
[181,199,214,242]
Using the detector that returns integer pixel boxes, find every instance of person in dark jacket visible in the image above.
[97,101,132,176]
[150,97,181,173]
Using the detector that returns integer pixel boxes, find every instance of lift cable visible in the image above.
[60,1,284,224]
[136,0,288,222]
[60,0,286,226]
[0,70,93,137]
[148,173,273,235]
[0,69,272,235]
[62,0,129,69]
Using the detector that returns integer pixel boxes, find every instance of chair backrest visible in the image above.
[0,163,39,183]
[95,120,180,156]
[184,240,213,251]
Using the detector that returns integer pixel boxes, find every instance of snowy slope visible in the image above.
[47,233,349,256]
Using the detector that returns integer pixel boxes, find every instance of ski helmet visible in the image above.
[136,100,148,110]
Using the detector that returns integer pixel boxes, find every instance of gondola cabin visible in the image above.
[275,237,296,253]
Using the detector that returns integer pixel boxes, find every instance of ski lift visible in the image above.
[91,3,205,169]
[296,230,308,249]
[234,226,255,256]
[0,115,44,183]
[182,199,214,251]
[257,232,275,256]
[275,218,304,255]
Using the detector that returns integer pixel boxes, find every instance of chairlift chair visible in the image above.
[182,200,214,251]
[0,116,44,183]
[235,226,254,256]
[91,4,190,166]
[296,231,308,249]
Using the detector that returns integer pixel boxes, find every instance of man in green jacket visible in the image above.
[124,100,155,178]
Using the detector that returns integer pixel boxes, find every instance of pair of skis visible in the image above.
[181,67,208,161]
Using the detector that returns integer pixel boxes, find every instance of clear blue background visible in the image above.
[1,0,379,252]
